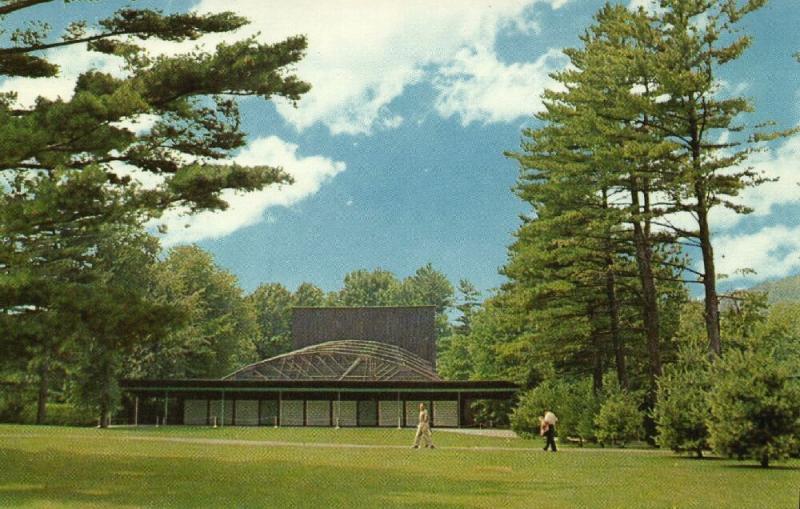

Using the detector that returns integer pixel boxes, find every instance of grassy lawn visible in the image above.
[1,424,798,508]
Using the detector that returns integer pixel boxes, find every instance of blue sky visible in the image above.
[3,0,800,296]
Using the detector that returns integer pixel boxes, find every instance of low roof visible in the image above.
[119,378,519,399]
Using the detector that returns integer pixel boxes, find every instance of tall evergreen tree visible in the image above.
[631,0,785,357]
[1,4,309,213]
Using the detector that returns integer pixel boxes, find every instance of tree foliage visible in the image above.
[0,2,310,213]
[594,386,645,447]
[653,338,712,457]
[511,378,599,444]
[0,0,312,422]
[707,346,800,468]
[129,245,257,379]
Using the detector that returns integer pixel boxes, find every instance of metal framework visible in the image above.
[224,340,441,382]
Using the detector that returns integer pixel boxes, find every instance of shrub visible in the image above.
[0,383,27,422]
[19,403,97,426]
[595,389,644,447]
[653,340,711,457]
[708,347,800,468]
[470,399,512,428]
[511,378,599,443]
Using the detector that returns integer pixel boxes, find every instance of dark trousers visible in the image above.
[544,426,557,451]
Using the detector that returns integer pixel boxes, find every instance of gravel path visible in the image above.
[0,432,668,454]
[436,428,518,438]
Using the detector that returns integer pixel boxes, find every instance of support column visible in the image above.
[396,392,401,429]
[163,392,169,426]
[277,391,282,427]
[134,396,139,427]
[457,392,462,428]
[220,391,225,428]
[335,392,341,428]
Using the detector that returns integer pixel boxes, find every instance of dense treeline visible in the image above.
[446,1,800,466]
[0,1,309,426]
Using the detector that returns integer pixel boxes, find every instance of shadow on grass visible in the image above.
[723,463,800,471]
[671,455,726,462]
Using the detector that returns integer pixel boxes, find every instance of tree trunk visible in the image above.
[98,357,113,428]
[760,454,769,468]
[629,176,662,385]
[605,262,627,389]
[602,189,628,389]
[35,351,50,425]
[687,101,722,359]
[98,408,109,428]
[696,186,721,358]
[589,307,604,395]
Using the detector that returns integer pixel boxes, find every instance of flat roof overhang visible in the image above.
[120,379,519,399]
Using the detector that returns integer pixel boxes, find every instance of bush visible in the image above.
[708,347,800,468]
[511,378,599,443]
[470,399,512,428]
[653,340,711,457]
[19,403,97,426]
[0,383,27,422]
[595,389,644,447]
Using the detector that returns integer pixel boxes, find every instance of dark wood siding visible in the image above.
[291,307,437,365]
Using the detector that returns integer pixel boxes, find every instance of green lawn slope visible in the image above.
[1,425,798,508]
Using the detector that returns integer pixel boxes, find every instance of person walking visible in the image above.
[412,402,434,449]
[541,410,558,452]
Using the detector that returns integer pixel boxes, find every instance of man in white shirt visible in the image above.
[412,402,434,449]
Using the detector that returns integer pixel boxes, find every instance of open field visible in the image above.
[1,425,799,508]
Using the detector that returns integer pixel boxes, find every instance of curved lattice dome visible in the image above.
[225,340,440,382]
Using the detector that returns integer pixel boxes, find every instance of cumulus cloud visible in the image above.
[2,1,572,134]
[632,131,800,283]
[628,0,663,13]
[194,0,571,134]
[709,134,800,230]
[434,46,567,125]
[707,132,800,282]
[715,225,800,281]
[155,136,346,246]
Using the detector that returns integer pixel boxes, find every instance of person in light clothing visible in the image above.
[412,402,434,449]
[541,410,558,452]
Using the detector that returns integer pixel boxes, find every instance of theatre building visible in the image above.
[120,306,517,427]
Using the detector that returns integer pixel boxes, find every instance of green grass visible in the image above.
[1,425,799,508]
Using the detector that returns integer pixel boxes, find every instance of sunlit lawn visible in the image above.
[1,424,798,508]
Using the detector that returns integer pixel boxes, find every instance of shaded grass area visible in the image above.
[1,425,799,508]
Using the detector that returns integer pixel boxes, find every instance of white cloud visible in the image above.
[628,0,664,13]
[709,134,800,230]
[633,131,800,283]
[194,0,571,135]
[715,225,800,281]
[111,114,160,135]
[155,136,346,245]
[3,2,571,134]
[433,46,566,125]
